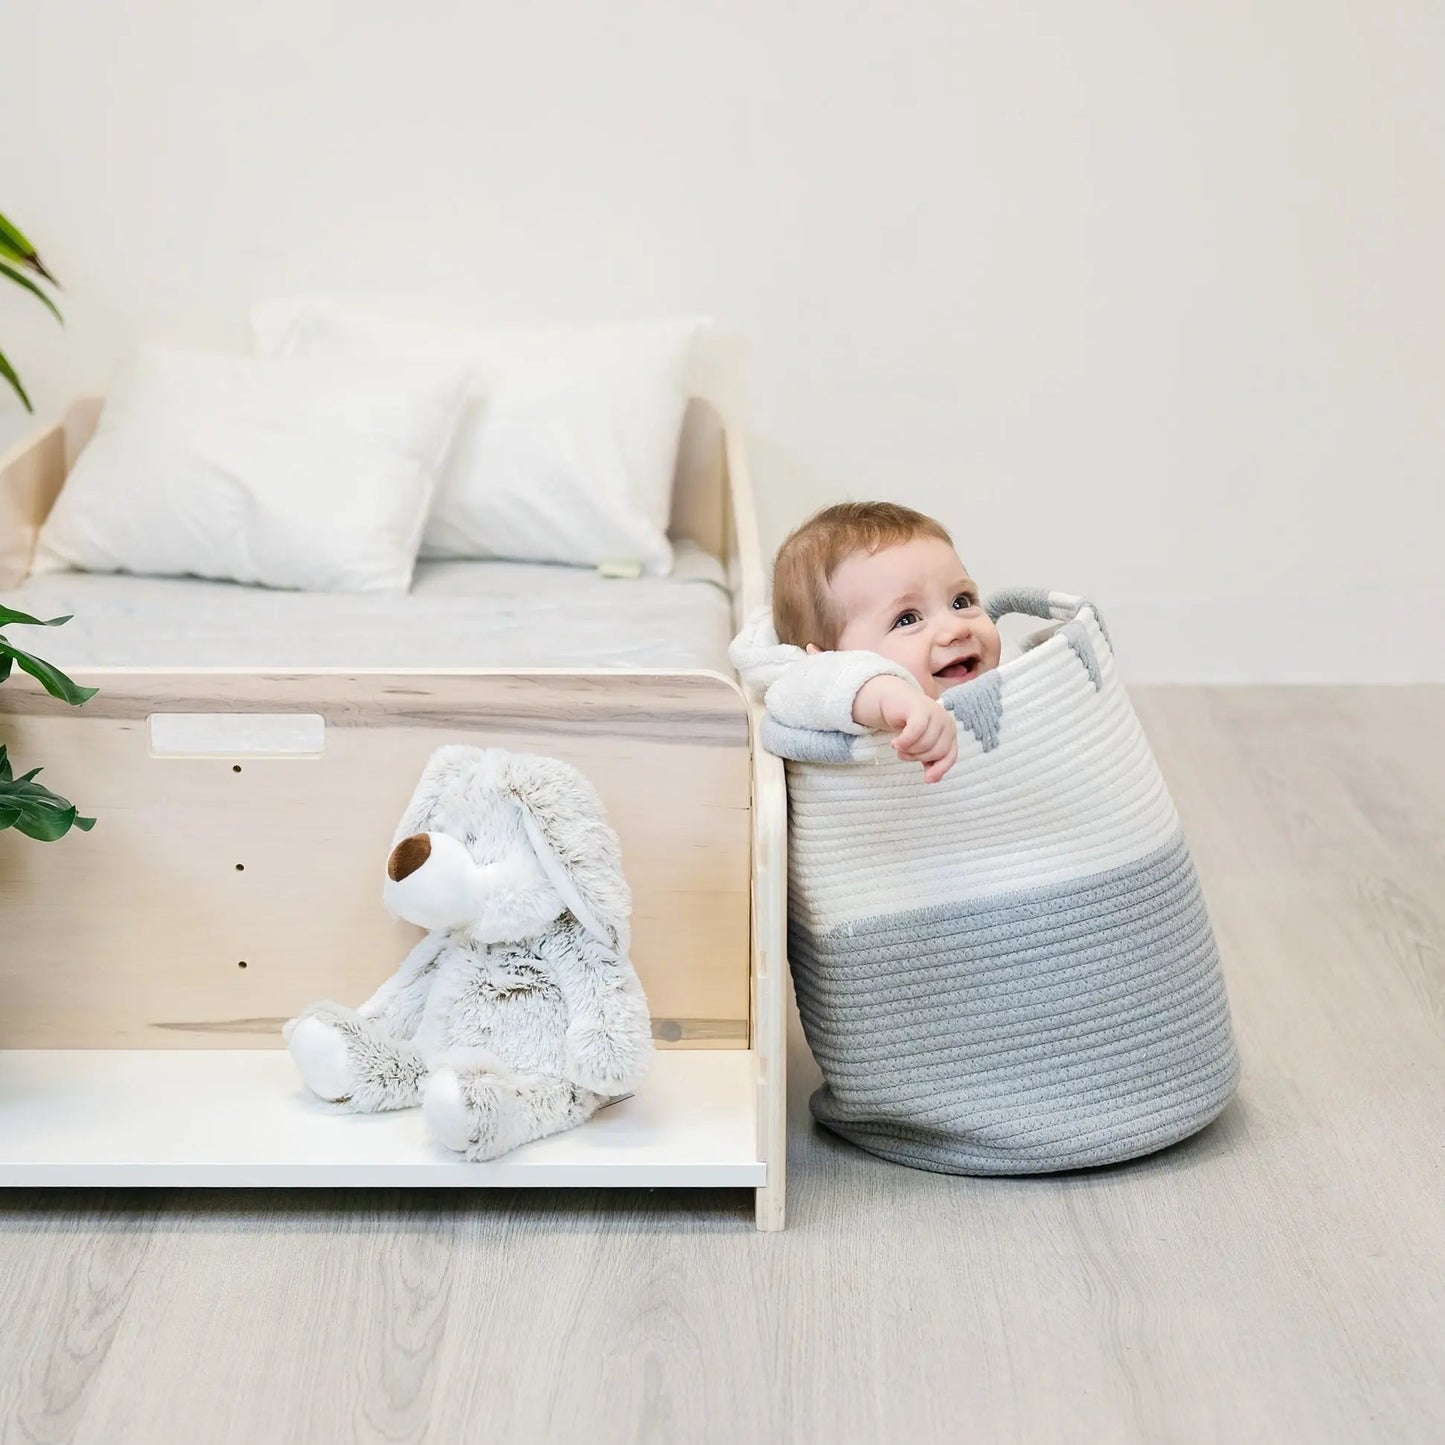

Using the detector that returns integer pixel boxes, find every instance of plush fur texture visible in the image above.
[284,746,652,1160]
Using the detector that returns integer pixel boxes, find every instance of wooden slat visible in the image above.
[62,395,103,472]
[669,397,729,561]
[722,421,790,1229]
[0,670,751,1050]
[0,668,750,744]
[0,419,66,587]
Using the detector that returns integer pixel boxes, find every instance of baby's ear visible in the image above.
[805,643,821,654]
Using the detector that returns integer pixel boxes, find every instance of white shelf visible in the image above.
[0,1048,765,1189]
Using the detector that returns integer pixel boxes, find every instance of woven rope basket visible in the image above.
[763,590,1240,1175]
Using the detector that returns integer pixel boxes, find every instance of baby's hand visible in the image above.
[891,694,960,783]
[854,676,959,784]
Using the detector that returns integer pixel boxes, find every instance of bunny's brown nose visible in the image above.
[388,833,432,882]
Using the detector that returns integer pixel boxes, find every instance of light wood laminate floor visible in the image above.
[2,688,1441,1444]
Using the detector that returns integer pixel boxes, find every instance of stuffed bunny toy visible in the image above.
[284,745,653,1160]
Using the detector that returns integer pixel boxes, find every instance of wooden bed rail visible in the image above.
[721,412,790,1231]
[0,418,67,588]
[0,389,792,1228]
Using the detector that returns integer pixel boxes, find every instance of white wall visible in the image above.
[2,0,1441,681]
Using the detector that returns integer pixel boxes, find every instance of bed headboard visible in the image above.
[62,392,736,568]
[63,396,104,473]
[670,397,730,564]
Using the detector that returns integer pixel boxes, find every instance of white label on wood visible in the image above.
[147,712,327,759]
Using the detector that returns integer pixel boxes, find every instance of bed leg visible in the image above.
[751,950,787,1232]
[755,1176,786,1232]
[749,740,789,1232]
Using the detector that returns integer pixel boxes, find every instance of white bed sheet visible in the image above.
[1,543,734,674]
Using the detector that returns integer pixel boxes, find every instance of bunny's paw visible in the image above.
[424,1065,507,1158]
[287,1008,358,1104]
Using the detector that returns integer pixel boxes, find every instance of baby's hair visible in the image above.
[772,501,953,648]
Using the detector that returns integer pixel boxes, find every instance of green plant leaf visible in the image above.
[0,653,11,683]
[0,211,37,252]
[0,259,62,325]
[0,770,94,840]
[0,605,73,629]
[0,641,98,704]
[0,212,56,285]
[0,743,10,781]
[0,346,33,413]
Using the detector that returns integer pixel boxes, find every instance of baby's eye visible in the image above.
[953,593,979,611]
[891,610,921,630]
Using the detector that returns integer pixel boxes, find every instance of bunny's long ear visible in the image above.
[390,744,494,847]
[505,754,631,955]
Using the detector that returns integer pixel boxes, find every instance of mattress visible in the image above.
[0,543,734,674]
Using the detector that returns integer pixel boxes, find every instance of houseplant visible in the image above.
[1,210,94,839]
[0,209,61,411]
[0,609,96,840]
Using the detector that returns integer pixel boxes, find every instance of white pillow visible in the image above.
[253,301,704,574]
[33,346,472,593]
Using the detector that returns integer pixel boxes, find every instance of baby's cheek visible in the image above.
[876,637,924,683]
[896,652,935,696]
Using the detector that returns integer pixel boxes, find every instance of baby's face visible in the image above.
[827,537,1002,699]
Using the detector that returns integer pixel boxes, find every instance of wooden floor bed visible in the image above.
[0,397,789,1230]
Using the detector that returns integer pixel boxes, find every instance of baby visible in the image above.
[737,501,1002,783]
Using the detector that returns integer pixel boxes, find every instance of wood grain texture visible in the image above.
[0,668,751,744]
[0,672,752,1049]
[668,396,729,563]
[0,395,763,1058]
[0,1193,165,1445]
[1,686,1440,1442]
[60,397,102,474]
[725,418,790,1230]
[0,418,66,588]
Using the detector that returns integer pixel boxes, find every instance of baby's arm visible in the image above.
[851,675,959,784]
[759,647,915,734]
[728,606,906,732]
[728,608,958,780]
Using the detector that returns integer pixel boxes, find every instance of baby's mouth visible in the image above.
[934,656,982,682]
